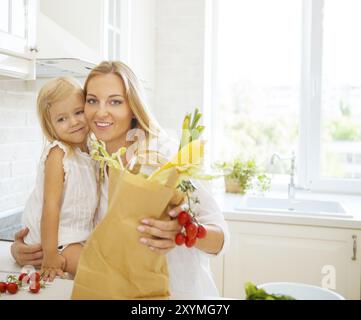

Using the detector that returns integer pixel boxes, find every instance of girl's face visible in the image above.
[84,73,134,153]
[48,93,89,148]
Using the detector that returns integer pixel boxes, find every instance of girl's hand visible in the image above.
[10,228,43,267]
[137,205,185,255]
[40,253,66,282]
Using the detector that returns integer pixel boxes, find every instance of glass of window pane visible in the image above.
[216,0,301,177]
[0,0,9,32]
[11,0,26,37]
[321,0,361,179]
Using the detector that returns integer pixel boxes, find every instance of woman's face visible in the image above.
[84,73,134,153]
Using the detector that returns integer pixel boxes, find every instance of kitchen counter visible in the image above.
[0,241,230,300]
[214,190,361,229]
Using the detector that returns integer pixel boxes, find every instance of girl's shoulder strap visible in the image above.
[40,140,68,164]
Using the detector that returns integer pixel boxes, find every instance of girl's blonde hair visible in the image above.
[37,76,84,142]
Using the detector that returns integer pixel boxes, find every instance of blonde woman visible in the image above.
[21,77,98,281]
[12,61,230,297]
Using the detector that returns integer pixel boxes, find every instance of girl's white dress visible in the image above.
[95,163,230,298]
[22,140,99,248]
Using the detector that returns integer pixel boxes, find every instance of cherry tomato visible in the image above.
[185,222,198,240]
[185,236,197,248]
[197,225,207,239]
[6,282,18,294]
[18,273,30,284]
[175,233,186,246]
[177,211,191,226]
[30,272,41,282]
[0,282,7,293]
[29,281,41,294]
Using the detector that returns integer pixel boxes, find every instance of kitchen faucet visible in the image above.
[270,151,309,200]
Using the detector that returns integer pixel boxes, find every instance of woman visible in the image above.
[11,61,230,297]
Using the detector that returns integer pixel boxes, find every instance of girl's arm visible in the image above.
[40,146,66,280]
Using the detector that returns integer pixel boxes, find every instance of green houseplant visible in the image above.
[213,158,271,195]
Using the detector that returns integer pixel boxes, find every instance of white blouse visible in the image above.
[22,140,99,248]
[95,166,230,298]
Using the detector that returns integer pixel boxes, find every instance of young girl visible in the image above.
[22,77,99,281]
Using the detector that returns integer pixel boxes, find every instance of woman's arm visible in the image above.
[138,181,229,256]
[193,225,224,254]
[40,146,66,280]
[138,209,225,255]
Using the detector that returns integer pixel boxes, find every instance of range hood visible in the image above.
[36,13,101,78]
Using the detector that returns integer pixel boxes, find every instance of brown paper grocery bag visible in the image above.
[71,167,180,300]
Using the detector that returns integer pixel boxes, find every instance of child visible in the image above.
[22,77,99,281]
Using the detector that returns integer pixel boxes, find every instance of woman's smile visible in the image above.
[94,121,113,129]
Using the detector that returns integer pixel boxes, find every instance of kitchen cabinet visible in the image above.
[38,0,155,104]
[210,253,224,296]
[216,220,361,300]
[0,0,37,79]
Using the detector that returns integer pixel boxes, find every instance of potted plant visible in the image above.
[213,158,271,195]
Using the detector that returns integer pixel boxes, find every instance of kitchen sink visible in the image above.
[235,196,352,218]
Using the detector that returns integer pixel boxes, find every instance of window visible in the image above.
[211,0,361,194]
[320,0,361,180]
[104,0,130,61]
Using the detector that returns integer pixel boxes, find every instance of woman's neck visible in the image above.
[105,136,129,154]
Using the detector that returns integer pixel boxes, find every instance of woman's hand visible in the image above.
[40,253,66,282]
[10,228,43,267]
[137,205,185,255]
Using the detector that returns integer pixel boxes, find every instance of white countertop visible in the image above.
[0,241,230,300]
[214,190,361,229]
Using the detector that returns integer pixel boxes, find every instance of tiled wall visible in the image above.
[0,80,43,214]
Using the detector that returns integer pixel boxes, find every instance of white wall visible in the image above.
[153,0,207,135]
[128,0,156,111]
[0,81,43,213]
[39,0,104,56]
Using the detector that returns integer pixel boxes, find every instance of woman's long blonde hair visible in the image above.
[84,61,168,166]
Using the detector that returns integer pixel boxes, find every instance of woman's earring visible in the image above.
[131,118,137,128]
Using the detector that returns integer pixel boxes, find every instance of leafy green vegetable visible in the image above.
[244,282,296,300]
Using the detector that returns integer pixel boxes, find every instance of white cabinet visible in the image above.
[210,253,224,295]
[0,0,37,79]
[219,220,361,300]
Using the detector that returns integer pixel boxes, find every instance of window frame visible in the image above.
[103,0,131,62]
[208,0,361,195]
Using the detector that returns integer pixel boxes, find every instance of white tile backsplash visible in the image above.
[0,80,41,213]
